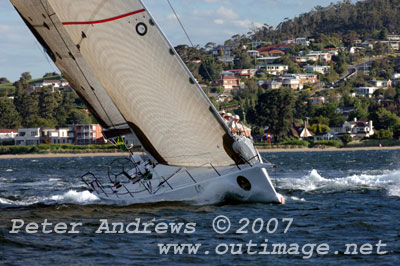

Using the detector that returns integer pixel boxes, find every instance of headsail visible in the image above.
[11,0,241,167]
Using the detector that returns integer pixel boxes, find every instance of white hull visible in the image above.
[85,162,284,205]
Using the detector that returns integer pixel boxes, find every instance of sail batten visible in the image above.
[11,0,239,167]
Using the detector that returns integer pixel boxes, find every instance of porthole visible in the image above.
[237,176,251,191]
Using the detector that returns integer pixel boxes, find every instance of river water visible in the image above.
[1,150,399,265]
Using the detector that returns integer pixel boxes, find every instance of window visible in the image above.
[19,132,26,136]
[31,131,38,136]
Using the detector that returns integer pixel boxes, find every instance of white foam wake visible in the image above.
[0,190,99,206]
[277,169,400,197]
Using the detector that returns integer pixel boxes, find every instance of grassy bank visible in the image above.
[0,144,139,155]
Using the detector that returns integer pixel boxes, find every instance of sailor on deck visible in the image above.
[228,115,242,135]
[225,113,232,126]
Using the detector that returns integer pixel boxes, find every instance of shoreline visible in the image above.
[0,146,399,159]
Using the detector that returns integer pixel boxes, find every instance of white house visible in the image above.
[258,64,288,75]
[354,87,377,98]
[247,50,260,57]
[41,128,73,144]
[15,128,41,146]
[371,80,392,88]
[330,118,374,138]
[305,65,330,74]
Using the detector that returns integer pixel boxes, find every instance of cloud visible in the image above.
[216,6,239,20]
[214,19,224,25]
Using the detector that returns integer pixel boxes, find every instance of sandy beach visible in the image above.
[0,146,399,159]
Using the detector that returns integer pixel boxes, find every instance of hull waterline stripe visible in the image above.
[62,9,146,25]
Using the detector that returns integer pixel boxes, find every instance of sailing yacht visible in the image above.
[10,0,284,204]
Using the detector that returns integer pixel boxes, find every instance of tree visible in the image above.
[66,109,92,125]
[373,107,400,131]
[38,87,58,121]
[0,77,10,84]
[341,134,353,145]
[0,97,21,128]
[255,88,295,141]
[234,52,253,69]
[20,93,40,127]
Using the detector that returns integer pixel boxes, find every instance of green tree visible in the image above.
[234,52,253,69]
[38,87,58,121]
[0,97,21,128]
[0,77,10,84]
[255,88,295,141]
[374,107,400,131]
[18,93,40,127]
[66,109,92,125]
[341,133,353,145]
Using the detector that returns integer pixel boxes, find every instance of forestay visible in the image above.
[11,0,239,167]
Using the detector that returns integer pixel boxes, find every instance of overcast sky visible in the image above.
[0,0,339,82]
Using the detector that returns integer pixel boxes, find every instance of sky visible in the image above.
[0,0,340,82]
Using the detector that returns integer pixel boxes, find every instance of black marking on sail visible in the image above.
[136,22,147,36]
[189,77,195,84]
[14,10,56,63]
[127,122,167,165]
[169,48,174,55]
[28,17,33,21]
[90,86,95,91]
[69,52,75,60]
[43,22,50,30]
[149,19,155,26]
[81,31,87,39]
[76,44,80,51]
[56,52,62,60]
[42,13,46,19]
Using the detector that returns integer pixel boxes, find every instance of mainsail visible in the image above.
[11,0,241,167]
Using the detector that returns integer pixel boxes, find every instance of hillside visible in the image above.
[253,0,400,41]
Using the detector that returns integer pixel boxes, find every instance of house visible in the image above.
[247,50,260,57]
[307,51,332,63]
[336,106,355,116]
[330,118,374,138]
[305,65,330,74]
[296,37,310,46]
[256,57,280,64]
[15,128,41,146]
[226,69,256,79]
[0,129,18,144]
[213,45,234,56]
[371,80,392,88]
[218,55,234,64]
[282,77,303,90]
[257,64,288,75]
[297,74,318,84]
[73,124,105,145]
[217,75,240,92]
[265,80,282,90]
[354,87,377,98]
[388,35,400,41]
[313,132,337,141]
[266,49,285,56]
[40,128,73,144]
[289,122,314,139]
[311,96,325,104]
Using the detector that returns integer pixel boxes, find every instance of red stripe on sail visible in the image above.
[62,9,145,25]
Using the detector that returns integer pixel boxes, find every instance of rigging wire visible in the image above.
[166,0,194,47]
[166,0,215,89]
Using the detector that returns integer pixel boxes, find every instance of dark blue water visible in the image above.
[1,150,399,265]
